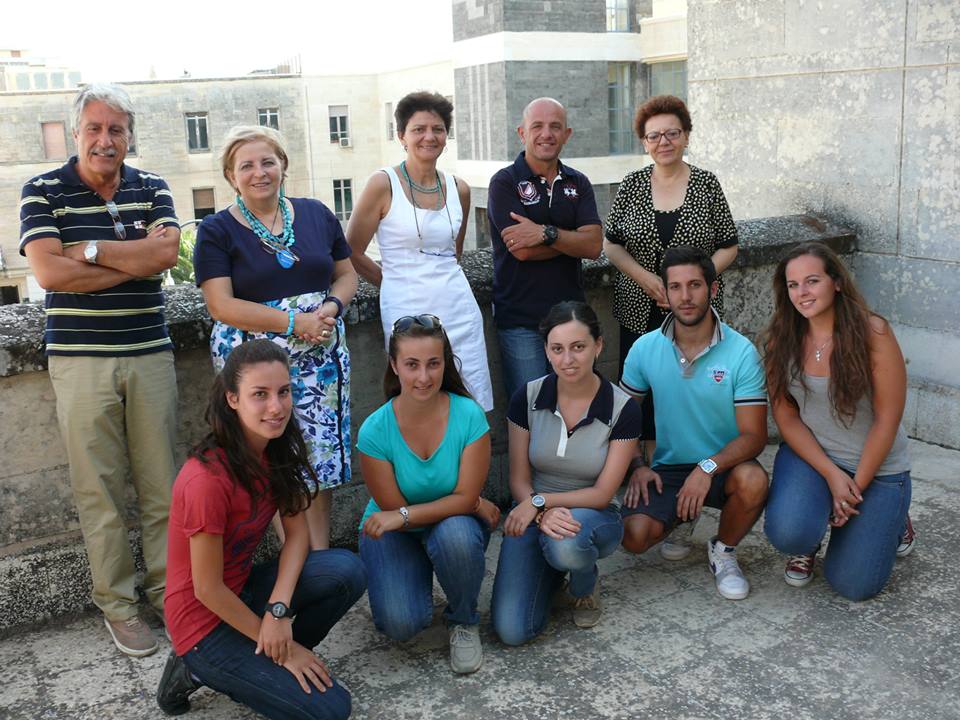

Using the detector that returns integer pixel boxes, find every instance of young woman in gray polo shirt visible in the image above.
[491,302,642,643]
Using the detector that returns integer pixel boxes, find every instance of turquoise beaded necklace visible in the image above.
[236,188,298,268]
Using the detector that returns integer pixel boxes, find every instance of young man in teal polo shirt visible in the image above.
[619,246,769,600]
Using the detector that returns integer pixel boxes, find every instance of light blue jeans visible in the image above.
[359,515,489,641]
[491,506,623,646]
[496,326,551,402]
[764,443,911,601]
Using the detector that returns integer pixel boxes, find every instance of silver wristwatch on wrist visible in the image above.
[83,240,99,264]
[698,457,719,476]
[398,506,410,528]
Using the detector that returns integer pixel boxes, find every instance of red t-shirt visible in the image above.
[164,450,277,656]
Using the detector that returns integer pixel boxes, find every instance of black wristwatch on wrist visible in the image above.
[264,600,291,620]
[542,225,559,246]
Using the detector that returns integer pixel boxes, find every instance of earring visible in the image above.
[402,144,408,151]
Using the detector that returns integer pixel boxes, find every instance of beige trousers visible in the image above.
[48,351,178,621]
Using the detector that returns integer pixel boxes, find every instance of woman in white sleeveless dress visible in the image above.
[348,91,494,411]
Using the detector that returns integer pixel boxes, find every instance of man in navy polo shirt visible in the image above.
[20,84,180,656]
[487,97,602,401]
[619,246,769,600]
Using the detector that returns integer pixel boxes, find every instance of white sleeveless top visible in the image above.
[374,167,494,411]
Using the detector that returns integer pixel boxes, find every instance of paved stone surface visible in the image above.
[1,441,957,719]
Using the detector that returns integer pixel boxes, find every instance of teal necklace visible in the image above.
[401,161,442,196]
[236,188,297,268]
[400,161,455,246]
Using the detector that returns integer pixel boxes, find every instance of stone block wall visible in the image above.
[687,0,960,449]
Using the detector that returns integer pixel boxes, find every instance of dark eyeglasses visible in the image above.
[105,201,126,240]
[642,128,684,144]
[392,314,442,333]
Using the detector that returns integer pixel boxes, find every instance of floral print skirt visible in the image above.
[209,291,351,491]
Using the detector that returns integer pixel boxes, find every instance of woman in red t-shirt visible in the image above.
[156,339,365,719]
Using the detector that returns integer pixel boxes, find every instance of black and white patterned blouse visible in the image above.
[605,163,738,334]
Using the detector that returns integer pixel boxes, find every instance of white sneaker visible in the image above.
[707,537,750,600]
[660,519,696,560]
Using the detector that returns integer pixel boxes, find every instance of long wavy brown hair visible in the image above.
[762,242,878,425]
[190,340,316,516]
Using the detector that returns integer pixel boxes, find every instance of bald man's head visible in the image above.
[521,97,567,126]
[518,97,572,166]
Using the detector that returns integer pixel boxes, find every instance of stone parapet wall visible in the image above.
[0,215,871,633]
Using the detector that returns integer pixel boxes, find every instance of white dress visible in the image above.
[376,167,494,411]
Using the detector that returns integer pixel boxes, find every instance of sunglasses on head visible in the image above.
[392,314,442,333]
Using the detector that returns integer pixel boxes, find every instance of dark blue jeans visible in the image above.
[496,326,551,402]
[491,507,623,646]
[359,515,490,641]
[182,549,366,720]
[764,443,911,601]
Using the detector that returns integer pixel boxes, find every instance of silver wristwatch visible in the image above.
[83,240,99,264]
[698,458,719,476]
[397,506,410,528]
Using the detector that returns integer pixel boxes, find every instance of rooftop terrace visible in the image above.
[2,439,956,720]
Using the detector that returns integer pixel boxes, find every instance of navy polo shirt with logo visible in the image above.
[19,157,180,357]
[487,152,601,329]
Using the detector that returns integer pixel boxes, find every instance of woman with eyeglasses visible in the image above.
[194,125,358,551]
[157,340,365,719]
[603,94,739,559]
[347,91,493,411]
[491,302,640,643]
[357,314,499,674]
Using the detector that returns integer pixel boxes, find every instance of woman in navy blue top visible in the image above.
[194,125,358,550]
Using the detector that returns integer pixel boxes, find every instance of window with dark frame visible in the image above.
[185,112,209,152]
[192,188,216,221]
[258,108,279,130]
[333,179,352,221]
[329,105,349,144]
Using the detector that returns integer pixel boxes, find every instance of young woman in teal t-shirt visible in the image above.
[357,315,499,675]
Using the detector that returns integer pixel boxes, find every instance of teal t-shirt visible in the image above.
[357,392,490,530]
[621,321,767,466]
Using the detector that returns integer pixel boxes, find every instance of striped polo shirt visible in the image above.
[19,157,179,357]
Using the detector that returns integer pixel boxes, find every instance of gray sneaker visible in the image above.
[104,615,159,657]
[572,580,602,628]
[448,624,482,674]
[660,519,697,560]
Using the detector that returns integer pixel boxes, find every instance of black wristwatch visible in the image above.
[542,225,559,246]
[264,600,291,620]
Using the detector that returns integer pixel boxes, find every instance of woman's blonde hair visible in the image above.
[219,125,289,189]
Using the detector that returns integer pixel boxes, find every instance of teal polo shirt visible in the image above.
[620,310,766,467]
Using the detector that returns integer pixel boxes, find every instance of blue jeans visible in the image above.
[491,507,623,646]
[764,443,911,601]
[182,549,366,720]
[359,515,490,641]
[497,326,550,402]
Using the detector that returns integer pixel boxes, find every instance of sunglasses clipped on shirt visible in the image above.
[392,314,443,334]
[105,200,126,240]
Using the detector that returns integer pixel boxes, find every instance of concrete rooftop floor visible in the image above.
[1,440,957,720]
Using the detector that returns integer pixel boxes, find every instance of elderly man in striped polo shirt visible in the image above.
[20,84,181,657]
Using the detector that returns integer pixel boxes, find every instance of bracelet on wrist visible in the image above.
[285,309,296,336]
[323,295,344,318]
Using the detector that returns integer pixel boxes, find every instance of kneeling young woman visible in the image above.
[763,242,913,600]
[491,302,641,644]
[157,340,366,719]
[357,315,498,674]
